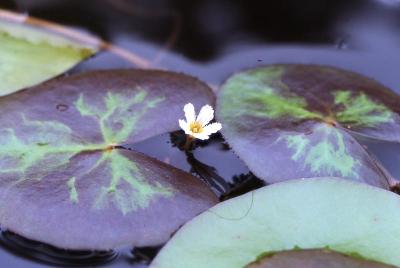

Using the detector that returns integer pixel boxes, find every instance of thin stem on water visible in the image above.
[105,0,182,65]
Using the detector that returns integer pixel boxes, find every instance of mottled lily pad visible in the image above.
[150,178,400,268]
[246,249,395,268]
[217,64,400,186]
[0,70,217,250]
[0,19,97,96]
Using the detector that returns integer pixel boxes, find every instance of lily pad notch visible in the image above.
[216,64,400,188]
[0,69,218,250]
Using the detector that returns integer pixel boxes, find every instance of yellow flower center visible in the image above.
[189,121,204,134]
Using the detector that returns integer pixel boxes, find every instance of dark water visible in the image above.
[0,0,400,266]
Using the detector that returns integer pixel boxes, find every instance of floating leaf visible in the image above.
[246,249,394,268]
[0,70,217,250]
[150,178,400,268]
[217,64,400,186]
[0,19,98,96]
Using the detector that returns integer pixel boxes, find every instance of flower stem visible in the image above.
[184,135,194,151]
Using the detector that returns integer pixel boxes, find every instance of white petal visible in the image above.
[179,119,192,135]
[203,122,222,136]
[184,103,196,123]
[196,105,214,126]
[191,132,210,140]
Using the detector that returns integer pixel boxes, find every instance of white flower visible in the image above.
[179,103,222,140]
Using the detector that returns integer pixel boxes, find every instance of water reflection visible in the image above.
[6,0,399,62]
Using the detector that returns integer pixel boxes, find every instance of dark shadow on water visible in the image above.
[0,231,118,267]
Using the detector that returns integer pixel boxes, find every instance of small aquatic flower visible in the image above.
[179,103,222,140]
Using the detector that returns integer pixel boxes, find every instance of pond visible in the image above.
[0,0,400,267]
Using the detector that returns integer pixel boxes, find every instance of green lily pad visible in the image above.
[0,19,97,96]
[0,69,217,250]
[246,249,395,268]
[150,178,400,268]
[217,64,400,186]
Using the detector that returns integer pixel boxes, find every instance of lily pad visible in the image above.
[150,178,400,268]
[0,19,98,96]
[217,64,400,186]
[246,249,395,268]
[0,69,217,250]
